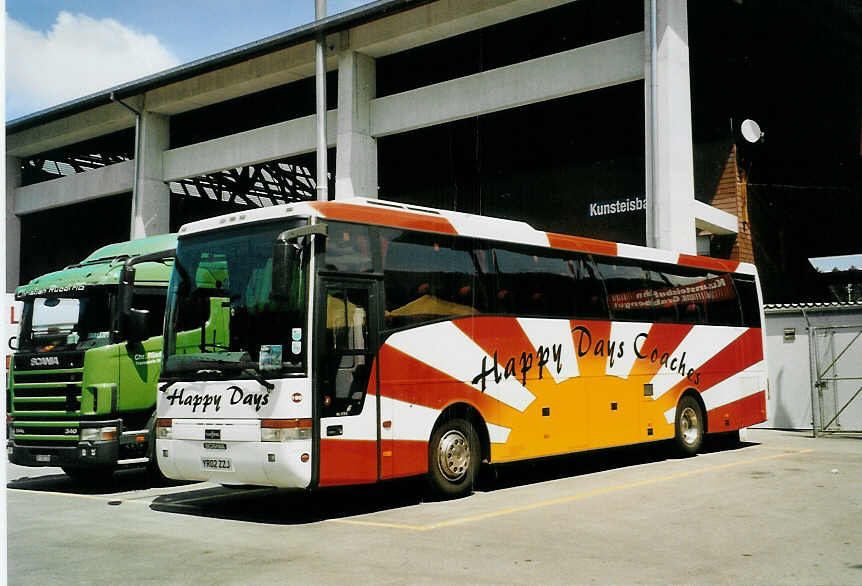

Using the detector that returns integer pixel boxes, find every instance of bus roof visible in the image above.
[16,234,177,298]
[176,198,755,276]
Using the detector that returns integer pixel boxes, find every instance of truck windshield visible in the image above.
[163,219,309,379]
[18,288,115,352]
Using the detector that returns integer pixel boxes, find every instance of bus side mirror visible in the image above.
[122,308,150,344]
[273,223,327,301]
[272,239,301,302]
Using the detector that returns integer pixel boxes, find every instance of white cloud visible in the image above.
[6,11,181,119]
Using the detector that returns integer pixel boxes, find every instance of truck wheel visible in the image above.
[674,395,705,457]
[426,417,480,500]
[62,466,116,485]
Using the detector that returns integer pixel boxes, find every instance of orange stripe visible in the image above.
[453,317,542,385]
[547,233,618,256]
[309,202,458,235]
[383,439,428,479]
[627,323,694,379]
[319,439,377,486]
[377,344,500,414]
[656,328,764,413]
[707,390,767,431]
[677,254,740,274]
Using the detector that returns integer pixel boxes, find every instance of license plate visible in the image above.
[201,457,233,471]
[36,454,51,463]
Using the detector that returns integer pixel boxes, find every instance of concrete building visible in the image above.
[6,0,861,303]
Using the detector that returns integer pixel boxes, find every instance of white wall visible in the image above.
[760,308,862,431]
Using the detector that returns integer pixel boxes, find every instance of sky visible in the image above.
[4,0,374,121]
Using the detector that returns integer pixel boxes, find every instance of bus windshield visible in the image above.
[162,220,309,380]
[18,288,115,352]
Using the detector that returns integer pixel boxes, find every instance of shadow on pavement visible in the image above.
[149,478,425,525]
[7,466,193,495]
[146,435,757,525]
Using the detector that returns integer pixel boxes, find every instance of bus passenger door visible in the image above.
[317,280,380,486]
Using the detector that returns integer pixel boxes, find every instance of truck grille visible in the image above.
[10,352,84,445]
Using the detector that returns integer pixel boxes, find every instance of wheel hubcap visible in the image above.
[680,406,700,446]
[437,429,470,482]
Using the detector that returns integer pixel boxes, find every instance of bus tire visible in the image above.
[426,417,480,500]
[674,394,705,457]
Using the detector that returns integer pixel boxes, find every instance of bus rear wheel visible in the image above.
[674,395,705,457]
[426,417,480,500]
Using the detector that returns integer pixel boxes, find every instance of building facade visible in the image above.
[6,0,861,303]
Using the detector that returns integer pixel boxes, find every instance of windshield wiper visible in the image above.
[161,353,275,391]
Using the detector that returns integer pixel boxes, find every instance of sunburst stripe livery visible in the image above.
[176,197,765,487]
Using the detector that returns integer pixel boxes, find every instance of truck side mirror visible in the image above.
[122,308,150,344]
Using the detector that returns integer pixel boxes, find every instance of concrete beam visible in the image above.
[13,161,134,215]
[694,200,738,235]
[371,33,644,137]
[335,51,377,200]
[144,41,331,116]
[645,0,696,254]
[131,111,170,238]
[6,157,22,292]
[6,103,135,158]
[163,111,338,182]
[350,0,575,57]
[145,0,572,116]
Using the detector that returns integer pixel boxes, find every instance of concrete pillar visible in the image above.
[131,110,170,238]
[6,156,22,292]
[335,47,377,200]
[644,0,696,254]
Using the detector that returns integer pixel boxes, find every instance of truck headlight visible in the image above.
[80,426,117,441]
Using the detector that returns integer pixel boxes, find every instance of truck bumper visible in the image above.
[7,439,120,468]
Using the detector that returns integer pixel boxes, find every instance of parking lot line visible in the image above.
[328,448,815,532]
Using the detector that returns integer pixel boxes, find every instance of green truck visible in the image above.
[6,234,176,482]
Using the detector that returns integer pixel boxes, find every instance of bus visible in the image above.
[155,198,767,498]
[7,234,176,482]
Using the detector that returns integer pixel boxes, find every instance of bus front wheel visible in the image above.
[674,395,705,457]
[426,417,480,500]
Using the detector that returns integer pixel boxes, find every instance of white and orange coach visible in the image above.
[154,198,767,498]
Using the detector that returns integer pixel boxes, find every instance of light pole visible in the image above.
[315,0,328,201]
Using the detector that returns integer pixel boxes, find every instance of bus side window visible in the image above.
[493,248,577,318]
[573,255,609,320]
[596,259,654,322]
[323,224,373,273]
[381,229,486,329]
[732,276,761,328]
[703,273,743,326]
[647,265,709,325]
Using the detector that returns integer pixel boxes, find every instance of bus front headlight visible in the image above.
[261,419,312,441]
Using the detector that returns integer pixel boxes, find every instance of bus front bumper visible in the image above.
[157,438,313,488]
